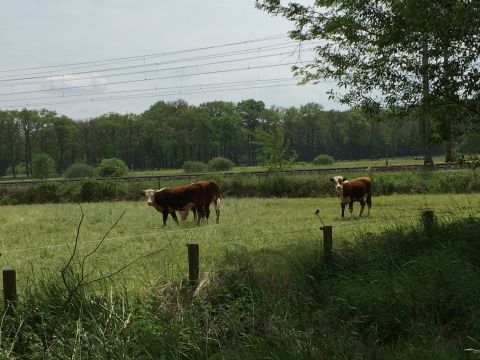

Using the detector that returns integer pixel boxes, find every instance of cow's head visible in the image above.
[330,176,347,195]
[140,189,156,206]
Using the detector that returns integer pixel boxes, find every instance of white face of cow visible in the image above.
[141,189,156,206]
[330,176,347,196]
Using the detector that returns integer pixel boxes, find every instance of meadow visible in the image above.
[1,193,479,292]
[128,154,447,176]
[1,193,480,358]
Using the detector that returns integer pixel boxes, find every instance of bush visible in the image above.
[32,153,55,179]
[208,157,234,172]
[313,154,335,165]
[63,163,97,179]
[182,160,208,173]
[97,158,128,177]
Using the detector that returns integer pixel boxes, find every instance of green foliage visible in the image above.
[255,125,296,172]
[0,159,9,177]
[97,158,128,177]
[2,169,480,205]
[182,160,208,173]
[80,179,121,202]
[208,157,234,172]
[62,162,97,179]
[31,153,55,179]
[313,154,335,165]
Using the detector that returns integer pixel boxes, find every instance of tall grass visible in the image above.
[2,214,480,358]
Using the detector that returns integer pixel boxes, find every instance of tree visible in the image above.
[254,120,296,175]
[18,109,52,177]
[199,101,244,163]
[97,158,128,177]
[238,99,266,165]
[0,110,22,177]
[32,153,55,179]
[256,0,480,164]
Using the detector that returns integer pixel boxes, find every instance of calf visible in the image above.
[141,183,206,226]
[330,176,372,218]
[177,180,221,223]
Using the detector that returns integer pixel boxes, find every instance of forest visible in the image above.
[1,99,479,178]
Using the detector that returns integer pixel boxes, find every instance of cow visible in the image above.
[157,187,197,222]
[330,175,372,218]
[177,180,221,224]
[141,179,221,226]
[141,188,189,224]
[141,183,207,226]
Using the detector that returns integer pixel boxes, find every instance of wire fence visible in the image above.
[0,205,479,309]
[1,205,478,257]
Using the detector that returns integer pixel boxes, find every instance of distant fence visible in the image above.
[0,162,469,188]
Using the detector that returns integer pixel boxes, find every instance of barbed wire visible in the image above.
[0,222,228,255]
[1,207,478,256]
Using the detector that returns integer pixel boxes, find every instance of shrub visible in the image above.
[182,160,208,173]
[32,153,55,179]
[63,163,97,179]
[97,158,128,177]
[208,157,234,172]
[313,154,335,165]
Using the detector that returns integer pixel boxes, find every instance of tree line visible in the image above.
[0,99,479,178]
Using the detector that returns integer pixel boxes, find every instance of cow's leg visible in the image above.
[195,202,206,226]
[366,194,372,217]
[191,206,197,222]
[214,198,221,224]
[204,201,211,224]
[349,200,354,218]
[179,209,189,221]
[162,210,169,226]
[170,211,179,225]
[359,199,366,217]
[341,203,345,218]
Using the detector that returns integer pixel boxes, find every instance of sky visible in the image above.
[0,0,345,120]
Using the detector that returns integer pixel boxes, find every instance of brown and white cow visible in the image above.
[157,187,197,222]
[330,176,372,218]
[141,180,221,226]
[141,183,206,226]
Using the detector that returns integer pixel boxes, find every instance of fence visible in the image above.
[1,209,449,314]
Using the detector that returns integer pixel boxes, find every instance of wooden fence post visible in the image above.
[321,226,333,263]
[3,269,17,315]
[187,244,199,287]
[421,209,435,231]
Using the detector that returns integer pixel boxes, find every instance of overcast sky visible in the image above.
[0,0,345,120]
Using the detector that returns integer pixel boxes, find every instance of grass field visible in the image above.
[1,193,479,292]
[2,194,480,358]
[129,155,447,176]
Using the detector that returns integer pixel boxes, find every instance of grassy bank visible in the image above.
[2,210,480,358]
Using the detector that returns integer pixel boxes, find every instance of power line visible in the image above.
[5,82,305,109]
[3,77,296,104]
[0,45,313,87]
[0,34,290,75]
[0,60,315,98]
